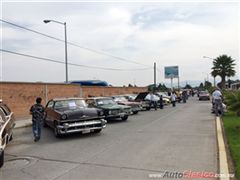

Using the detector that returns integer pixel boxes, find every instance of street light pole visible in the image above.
[64,22,68,83]
[44,20,68,83]
[203,56,215,87]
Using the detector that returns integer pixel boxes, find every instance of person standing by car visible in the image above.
[212,88,223,116]
[171,92,177,107]
[150,92,157,110]
[30,97,45,142]
[159,95,164,109]
[182,91,187,103]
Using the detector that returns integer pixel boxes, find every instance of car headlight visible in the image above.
[98,110,104,116]
[61,114,67,120]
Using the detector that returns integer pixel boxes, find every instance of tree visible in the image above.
[199,83,204,89]
[184,84,192,89]
[225,91,240,116]
[204,81,212,89]
[211,55,236,89]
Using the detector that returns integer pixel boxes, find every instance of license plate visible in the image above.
[119,113,125,117]
[82,129,91,134]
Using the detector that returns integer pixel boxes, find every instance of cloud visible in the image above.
[1,2,239,86]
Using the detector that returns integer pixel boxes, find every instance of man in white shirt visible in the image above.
[171,92,177,107]
[212,88,223,116]
[150,92,157,110]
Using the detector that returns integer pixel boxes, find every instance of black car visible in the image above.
[44,98,107,137]
[86,97,131,121]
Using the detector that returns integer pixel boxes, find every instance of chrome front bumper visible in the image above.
[57,119,107,134]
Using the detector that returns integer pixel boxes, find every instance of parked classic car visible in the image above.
[0,100,15,168]
[44,98,107,137]
[86,97,131,121]
[155,92,171,105]
[130,92,151,111]
[199,91,210,101]
[112,96,141,114]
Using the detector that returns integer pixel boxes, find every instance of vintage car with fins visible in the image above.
[86,97,131,121]
[44,98,107,137]
[0,100,15,168]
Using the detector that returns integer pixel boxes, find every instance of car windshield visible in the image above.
[54,99,87,109]
[114,97,127,101]
[96,99,117,106]
[200,91,208,94]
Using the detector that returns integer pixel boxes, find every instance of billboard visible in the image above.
[164,66,179,79]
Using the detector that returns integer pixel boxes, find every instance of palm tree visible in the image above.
[211,70,218,87]
[211,55,236,89]
[225,91,240,116]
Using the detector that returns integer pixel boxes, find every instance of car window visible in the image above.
[0,105,11,116]
[96,99,116,106]
[47,101,54,108]
[54,99,87,109]
[86,99,95,107]
[0,109,6,122]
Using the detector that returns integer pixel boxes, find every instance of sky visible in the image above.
[1,0,240,87]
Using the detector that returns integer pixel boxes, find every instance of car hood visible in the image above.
[98,104,130,110]
[135,92,149,101]
[56,107,99,119]
[117,101,140,106]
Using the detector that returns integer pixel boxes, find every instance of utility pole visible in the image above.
[154,62,156,92]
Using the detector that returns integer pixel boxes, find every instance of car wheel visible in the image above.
[54,122,60,138]
[146,107,151,111]
[133,111,138,115]
[121,115,128,121]
[94,129,102,133]
[0,150,4,168]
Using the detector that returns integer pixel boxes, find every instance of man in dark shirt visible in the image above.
[30,97,45,142]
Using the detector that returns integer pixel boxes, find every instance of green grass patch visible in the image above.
[223,111,240,179]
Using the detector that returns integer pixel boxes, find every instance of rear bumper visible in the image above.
[199,96,210,100]
[57,119,107,134]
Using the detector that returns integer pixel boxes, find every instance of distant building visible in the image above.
[230,82,240,90]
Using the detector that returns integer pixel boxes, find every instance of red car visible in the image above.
[112,96,141,114]
[199,91,210,101]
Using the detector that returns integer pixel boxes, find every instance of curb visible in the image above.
[216,116,230,180]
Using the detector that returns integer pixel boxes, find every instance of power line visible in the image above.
[1,19,151,67]
[0,49,152,71]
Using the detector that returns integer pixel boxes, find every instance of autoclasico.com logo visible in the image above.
[148,170,235,179]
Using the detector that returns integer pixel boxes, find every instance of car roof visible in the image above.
[86,97,112,100]
[51,97,85,101]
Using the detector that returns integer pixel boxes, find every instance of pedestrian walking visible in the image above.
[30,97,45,142]
[159,95,164,109]
[171,92,177,107]
[182,91,187,103]
[212,88,223,116]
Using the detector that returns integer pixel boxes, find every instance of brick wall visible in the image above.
[0,82,147,120]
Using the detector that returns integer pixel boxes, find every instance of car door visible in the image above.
[45,100,55,127]
[0,105,14,139]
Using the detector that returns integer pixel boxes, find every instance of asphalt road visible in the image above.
[0,97,217,180]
